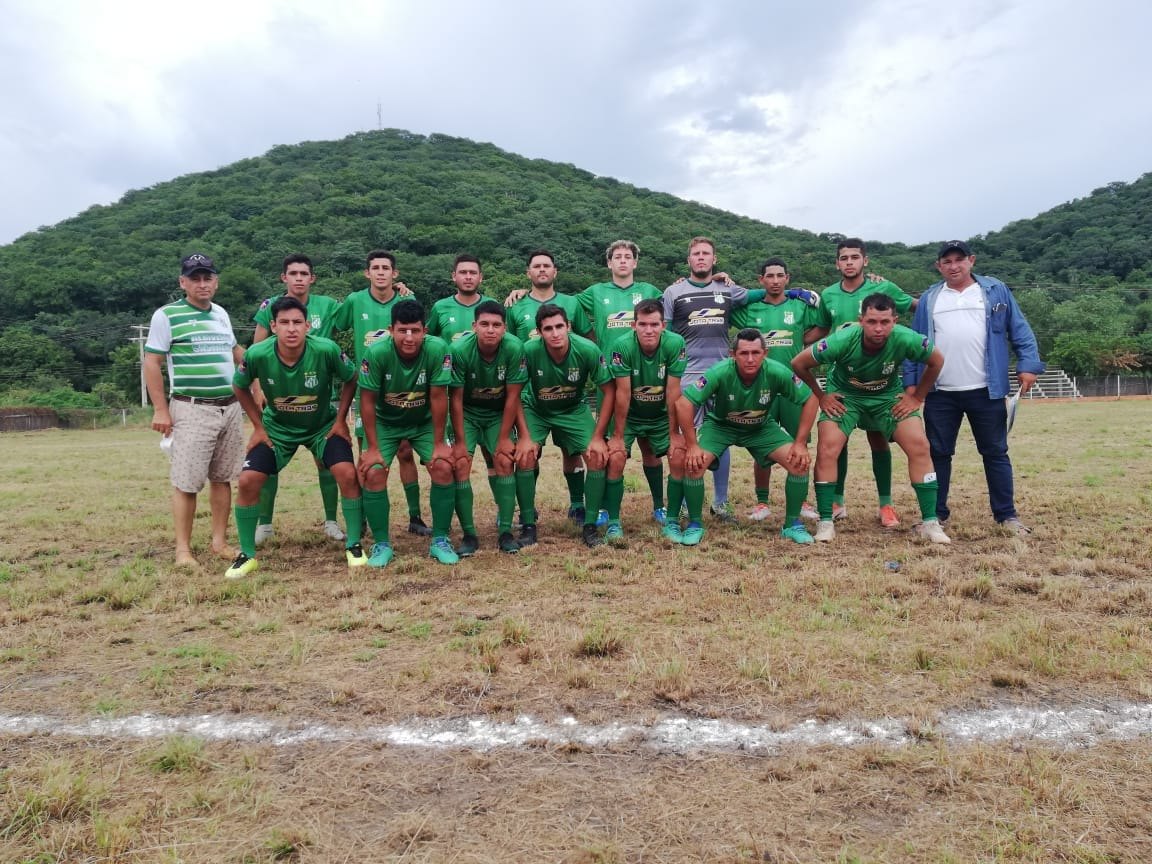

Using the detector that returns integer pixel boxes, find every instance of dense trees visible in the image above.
[0,130,1148,403]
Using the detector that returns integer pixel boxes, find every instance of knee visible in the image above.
[428,460,453,485]
[607,451,627,477]
[363,466,389,492]
[237,472,265,499]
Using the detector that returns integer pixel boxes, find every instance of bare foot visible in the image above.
[211,543,237,560]
[175,551,200,569]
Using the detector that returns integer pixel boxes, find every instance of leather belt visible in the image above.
[171,394,236,407]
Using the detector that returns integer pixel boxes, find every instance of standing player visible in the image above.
[517,304,616,548]
[605,299,687,540]
[228,297,363,578]
[448,300,531,554]
[358,299,459,566]
[730,258,822,521]
[249,254,344,545]
[808,239,918,528]
[506,250,594,522]
[792,294,950,544]
[427,254,488,344]
[670,329,818,546]
[144,253,245,567]
[330,250,431,537]
[663,236,768,522]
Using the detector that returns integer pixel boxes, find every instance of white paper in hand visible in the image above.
[1005,389,1022,433]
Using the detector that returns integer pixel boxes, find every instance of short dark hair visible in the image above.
[474,299,505,321]
[526,249,555,267]
[860,293,896,315]
[634,299,664,319]
[836,238,866,256]
[759,257,789,275]
[454,253,482,271]
[391,298,425,326]
[732,327,766,350]
[535,302,568,329]
[270,296,308,320]
[366,250,396,268]
[282,253,312,274]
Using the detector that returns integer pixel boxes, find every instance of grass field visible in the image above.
[2,399,1151,862]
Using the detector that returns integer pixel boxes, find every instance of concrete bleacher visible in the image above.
[1010,366,1080,399]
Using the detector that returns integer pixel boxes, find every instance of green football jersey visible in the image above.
[522,333,611,413]
[810,325,933,398]
[427,295,487,343]
[449,332,529,418]
[359,334,453,427]
[816,280,915,332]
[577,281,663,351]
[684,357,807,430]
[730,299,819,365]
[609,330,687,422]
[507,292,592,342]
[330,288,402,361]
[234,336,355,442]
[253,293,340,339]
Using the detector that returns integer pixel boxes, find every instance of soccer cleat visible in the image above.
[915,520,952,544]
[567,505,586,523]
[780,522,815,545]
[709,502,737,524]
[814,520,836,542]
[458,534,480,557]
[999,517,1032,536]
[661,522,683,544]
[581,523,604,548]
[407,516,432,537]
[748,503,772,521]
[604,522,625,544]
[878,505,901,529]
[800,502,820,521]
[345,543,367,567]
[367,542,394,568]
[680,521,705,546]
[595,508,609,527]
[518,524,538,547]
[831,503,848,521]
[254,524,274,546]
[652,506,667,525]
[224,552,258,580]
[323,520,346,541]
[498,531,521,554]
[429,537,460,565]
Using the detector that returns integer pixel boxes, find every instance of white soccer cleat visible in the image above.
[799,502,820,521]
[915,520,952,545]
[814,520,836,542]
[747,503,772,521]
[323,520,346,541]
[254,524,274,546]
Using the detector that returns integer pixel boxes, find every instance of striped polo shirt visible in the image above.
[145,298,238,398]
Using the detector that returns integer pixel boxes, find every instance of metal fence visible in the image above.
[1071,376,1152,398]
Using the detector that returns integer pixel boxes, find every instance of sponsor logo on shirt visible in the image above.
[726,410,766,425]
[763,329,793,348]
[536,385,577,402]
[606,312,632,329]
[633,385,665,403]
[273,395,319,414]
[688,308,726,326]
[471,386,503,401]
[365,328,390,346]
[384,391,427,409]
[847,377,889,392]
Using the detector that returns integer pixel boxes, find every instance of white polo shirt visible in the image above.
[932,282,986,391]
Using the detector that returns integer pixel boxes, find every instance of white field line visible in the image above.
[3,703,1152,753]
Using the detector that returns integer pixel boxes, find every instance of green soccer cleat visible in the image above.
[661,522,683,544]
[680,521,705,546]
[429,537,460,565]
[780,522,815,545]
[345,543,367,567]
[604,522,625,545]
[224,552,258,580]
[367,542,394,568]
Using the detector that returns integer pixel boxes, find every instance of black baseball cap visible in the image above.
[181,253,218,276]
[936,240,973,259]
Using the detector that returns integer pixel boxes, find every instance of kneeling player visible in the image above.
[791,293,949,544]
[448,300,531,554]
[605,299,687,542]
[229,296,363,578]
[670,329,818,546]
[358,299,459,566]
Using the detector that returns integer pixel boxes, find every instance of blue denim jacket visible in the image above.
[901,274,1045,400]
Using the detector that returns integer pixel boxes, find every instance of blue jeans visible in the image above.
[924,388,1016,523]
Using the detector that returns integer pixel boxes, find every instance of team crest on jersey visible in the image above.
[310,315,321,328]
[304,371,318,389]
[657,364,665,378]
[632,293,642,304]
[567,368,580,382]
[611,351,624,367]
[784,311,795,324]
[759,391,771,404]
[496,366,506,381]
[714,294,725,304]
[417,370,427,386]
[882,363,895,375]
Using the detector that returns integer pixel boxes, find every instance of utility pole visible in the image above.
[132,324,149,407]
[377,100,382,130]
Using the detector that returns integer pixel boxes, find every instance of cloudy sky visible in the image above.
[3,0,1150,247]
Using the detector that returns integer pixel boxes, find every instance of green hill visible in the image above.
[0,129,1149,400]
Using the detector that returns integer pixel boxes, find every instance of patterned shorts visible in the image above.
[169,400,245,493]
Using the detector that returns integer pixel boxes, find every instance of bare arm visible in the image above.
[143,352,171,434]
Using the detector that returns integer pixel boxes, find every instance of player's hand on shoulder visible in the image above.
[504,289,528,307]
[785,288,821,308]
